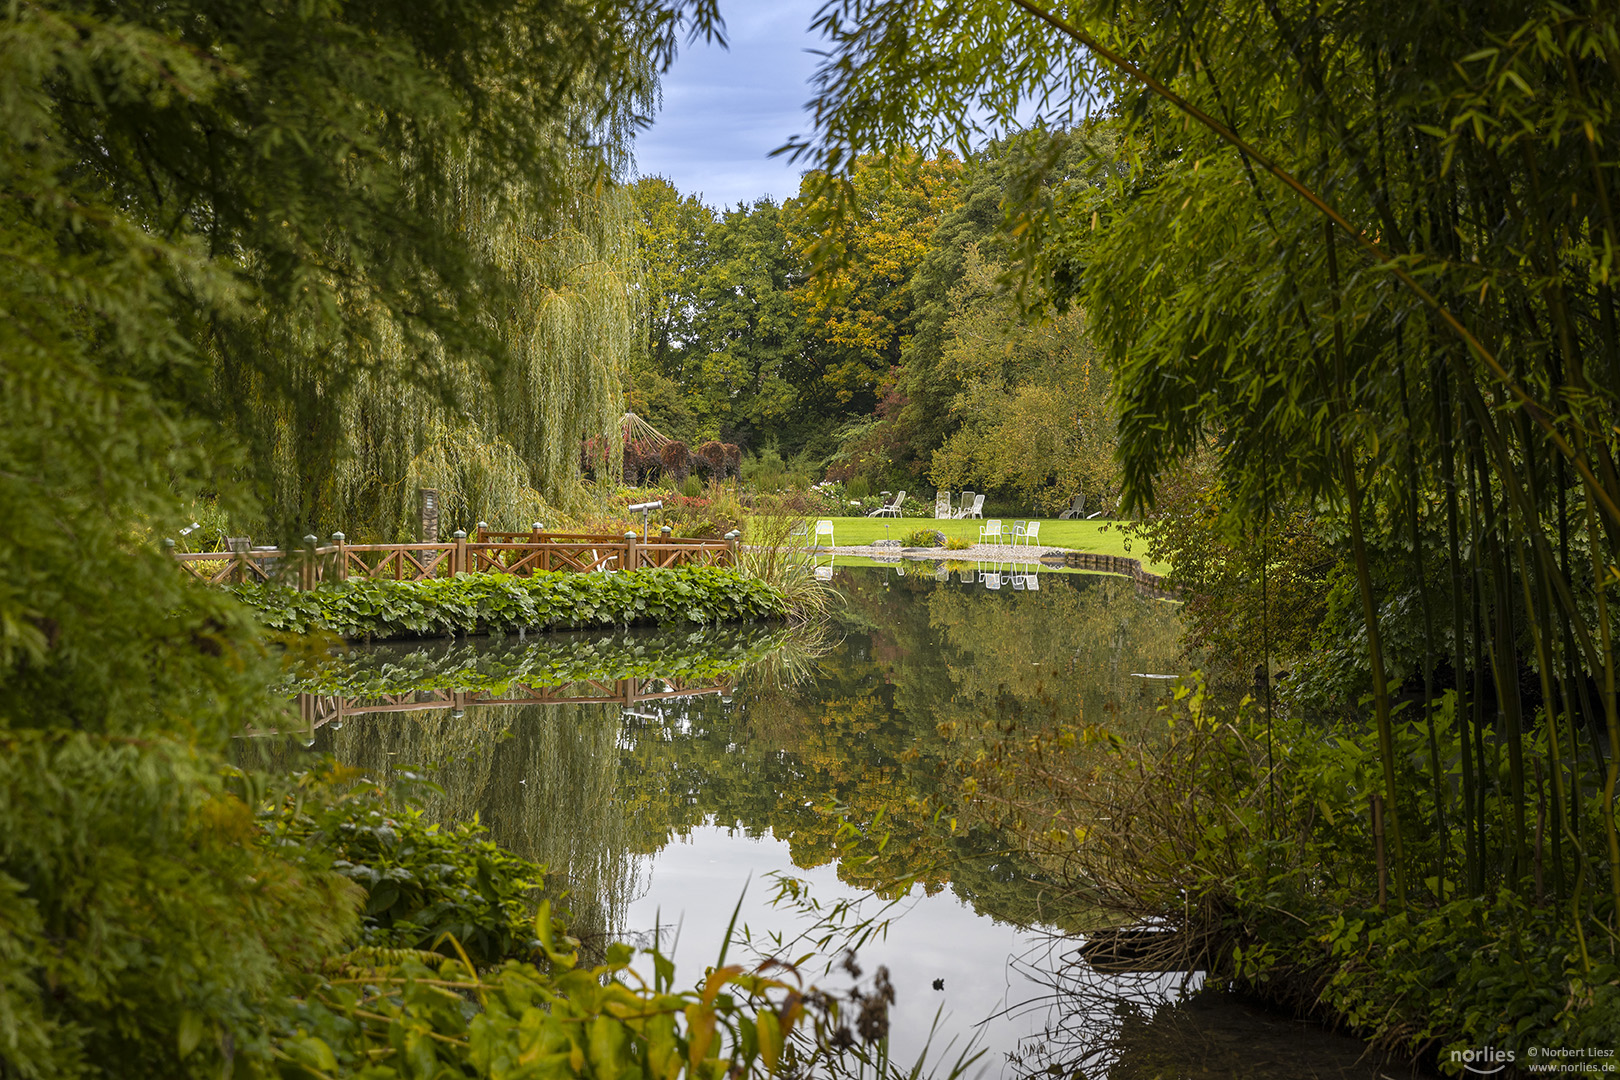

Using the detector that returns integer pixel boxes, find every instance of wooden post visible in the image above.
[331,532,347,583]
[419,488,440,543]
[228,535,251,585]
[452,530,467,576]
[624,531,639,572]
[725,530,739,566]
[1370,793,1388,911]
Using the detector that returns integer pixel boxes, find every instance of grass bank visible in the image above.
[235,566,786,641]
[777,516,1162,569]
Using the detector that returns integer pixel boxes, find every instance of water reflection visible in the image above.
[266,566,1417,1077]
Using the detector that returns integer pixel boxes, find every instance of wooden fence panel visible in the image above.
[178,538,730,584]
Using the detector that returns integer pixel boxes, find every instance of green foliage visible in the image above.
[899,529,944,548]
[846,477,871,501]
[267,770,548,968]
[287,930,858,1080]
[1124,454,1338,684]
[235,568,788,640]
[0,731,361,1079]
[943,536,972,551]
[260,767,887,1080]
[681,475,705,498]
[787,0,1620,987]
[974,685,1620,1061]
[925,243,1116,513]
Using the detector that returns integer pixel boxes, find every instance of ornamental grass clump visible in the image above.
[736,497,837,626]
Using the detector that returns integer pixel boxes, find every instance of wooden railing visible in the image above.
[173,527,736,587]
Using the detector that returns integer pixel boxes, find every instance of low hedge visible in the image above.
[234,567,787,640]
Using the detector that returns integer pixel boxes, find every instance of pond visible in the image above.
[266,563,1422,1079]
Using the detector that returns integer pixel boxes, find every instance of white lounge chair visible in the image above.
[814,520,835,550]
[952,491,974,518]
[868,490,906,517]
[934,491,952,519]
[957,493,985,519]
[978,519,1004,545]
[1058,493,1086,520]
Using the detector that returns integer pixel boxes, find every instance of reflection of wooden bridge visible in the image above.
[289,675,733,731]
[175,526,735,587]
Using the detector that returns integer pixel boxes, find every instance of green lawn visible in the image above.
[767,515,1167,572]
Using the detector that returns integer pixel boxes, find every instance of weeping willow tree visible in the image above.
[235,150,643,541]
[307,174,643,540]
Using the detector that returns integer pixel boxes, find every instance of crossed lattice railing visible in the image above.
[172,528,736,587]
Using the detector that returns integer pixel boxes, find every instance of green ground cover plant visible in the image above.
[235,568,787,641]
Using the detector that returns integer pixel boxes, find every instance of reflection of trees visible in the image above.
[254,569,1185,942]
[308,701,641,945]
[614,569,1185,931]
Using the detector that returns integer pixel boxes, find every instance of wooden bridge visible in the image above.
[270,674,733,735]
[173,526,736,587]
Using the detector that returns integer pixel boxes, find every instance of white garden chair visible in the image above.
[815,520,835,550]
[978,519,1004,545]
[958,493,985,519]
[1013,520,1042,549]
[868,490,906,517]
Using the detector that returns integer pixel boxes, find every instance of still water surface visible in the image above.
[293,564,1419,1078]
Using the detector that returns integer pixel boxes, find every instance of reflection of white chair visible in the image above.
[813,551,836,581]
[957,493,985,519]
[934,562,950,581]
[1026,566,1041,591]
[979,562,1002,590]
[814,520,835,550]
[978,519,1004,545]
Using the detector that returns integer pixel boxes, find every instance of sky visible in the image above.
[632,0,827,210]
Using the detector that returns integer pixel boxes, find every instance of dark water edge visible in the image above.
[244,563,1436,1079]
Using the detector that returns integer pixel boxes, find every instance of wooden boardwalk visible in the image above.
[172,526,736,586]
